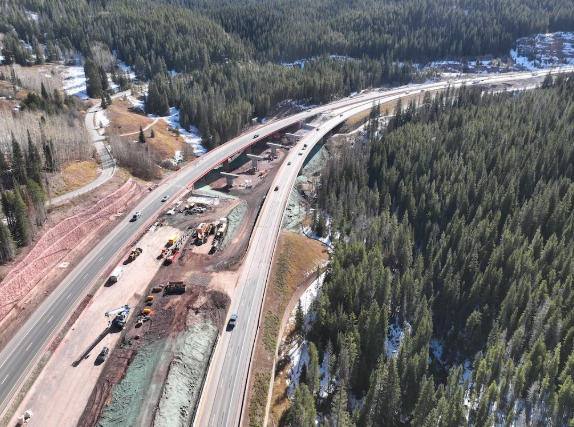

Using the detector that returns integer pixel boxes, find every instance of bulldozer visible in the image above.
[128,247,143,262]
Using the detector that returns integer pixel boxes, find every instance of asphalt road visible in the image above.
[0,87,421,415]
[196,67,574,427]
[47,93,127,205]
[0,68,572,419]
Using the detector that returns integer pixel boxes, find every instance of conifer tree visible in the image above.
[139,126,146,143]
[0,221,15,263]
[11,133,27,184]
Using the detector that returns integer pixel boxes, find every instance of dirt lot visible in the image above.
[70,140,291,426]
[6,225,181,427]
[243,232,329,427]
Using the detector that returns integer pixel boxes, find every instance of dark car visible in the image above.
[228,314,238,329]
[253,134,259,139]
[131,211,141,221]
[96,346,109,363]
[274,185,279,191]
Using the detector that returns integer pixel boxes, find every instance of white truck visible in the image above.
[110,267,124,283]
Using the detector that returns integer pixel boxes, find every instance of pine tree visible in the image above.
[0,221,15,263]
[139,126,147,143]
[10,186,31,246]
[26,130,43,186]
[295,300,305,335]
[150,129,155,138]
[288,384,317,427]
[11,133,27,184]
[53,89,63,110]
[26,179,46,225]
[84,59,103,99]
[40,82,50,100]
[307,342,320,397]
[330,380,353,427]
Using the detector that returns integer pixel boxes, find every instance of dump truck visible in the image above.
[168,235,178,245]
[128,247,143,262]
[196,223,212,244]
[110,267,124,283]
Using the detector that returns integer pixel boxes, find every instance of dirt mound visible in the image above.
[153,322,218,427]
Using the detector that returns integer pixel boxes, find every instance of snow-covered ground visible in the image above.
[148,107,206,156]
[281,55,355,69]
[386,320,410,358]
[511,31,574,70]
[62,64,88,98]
[95,109,110,130]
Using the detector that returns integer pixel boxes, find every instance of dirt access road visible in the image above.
[7,225,178,427]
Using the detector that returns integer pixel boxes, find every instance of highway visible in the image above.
[0,67,572,419]
[0,86,429,415]
[195,67,574,426]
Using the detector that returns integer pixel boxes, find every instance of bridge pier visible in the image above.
[221,172,239,187]
[223,159,230,172]
[247,154,264,171]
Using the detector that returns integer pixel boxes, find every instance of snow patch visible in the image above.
[148,107,206,156]
[386,320,410,358]
[62,65,88,99]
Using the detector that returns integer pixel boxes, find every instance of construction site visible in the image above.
[6,134,304,427]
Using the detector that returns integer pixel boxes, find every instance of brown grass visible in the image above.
[49,160,99,197]
[105,97,187,161]
[244,231,328,427]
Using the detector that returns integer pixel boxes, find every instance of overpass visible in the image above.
[194,67,574,426]
[0,80,469,416]
[0,68,572,419]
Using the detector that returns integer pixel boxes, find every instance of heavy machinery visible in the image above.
[196,223,212,244]
[211,218,228,251]
[105,305,131,329]
[165,281,186,295]
[128,247,143,262]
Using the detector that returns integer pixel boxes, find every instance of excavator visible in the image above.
[105,305,131,329]
[127,247,143,262]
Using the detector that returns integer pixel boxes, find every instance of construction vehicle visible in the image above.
[128,247,143,262]
[165,281,186,295]
[109,267,124,283]
[168,235,178,245]
[105,305,131,329]
[196,223,212,244]
[160,247,170,258]
[164,250,179,265]
[16,410,33,425]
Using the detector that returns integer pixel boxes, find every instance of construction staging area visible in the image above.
[6,137,294,427]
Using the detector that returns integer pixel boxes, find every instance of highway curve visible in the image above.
[195,67,574,427]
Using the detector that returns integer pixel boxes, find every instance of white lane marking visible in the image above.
[48,316,54,323]
[1,375,8,385]
[66,293,72,300]
[26,342,33,351]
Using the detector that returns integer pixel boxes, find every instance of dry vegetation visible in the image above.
[47,160,100,197]
[0,64,63,94]
[0,107,91,166]
[246,231,328,427]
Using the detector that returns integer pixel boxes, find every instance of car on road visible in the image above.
[287,161,291,165]
[131,211,142,221]
[228,314,238,329]
[253,134,259,139]
[340,113,343,117]
[299,151,303,155]
[274,185,279,191]
[161,195,169,202]
[316,128,320,131]
[96,346,109,363]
